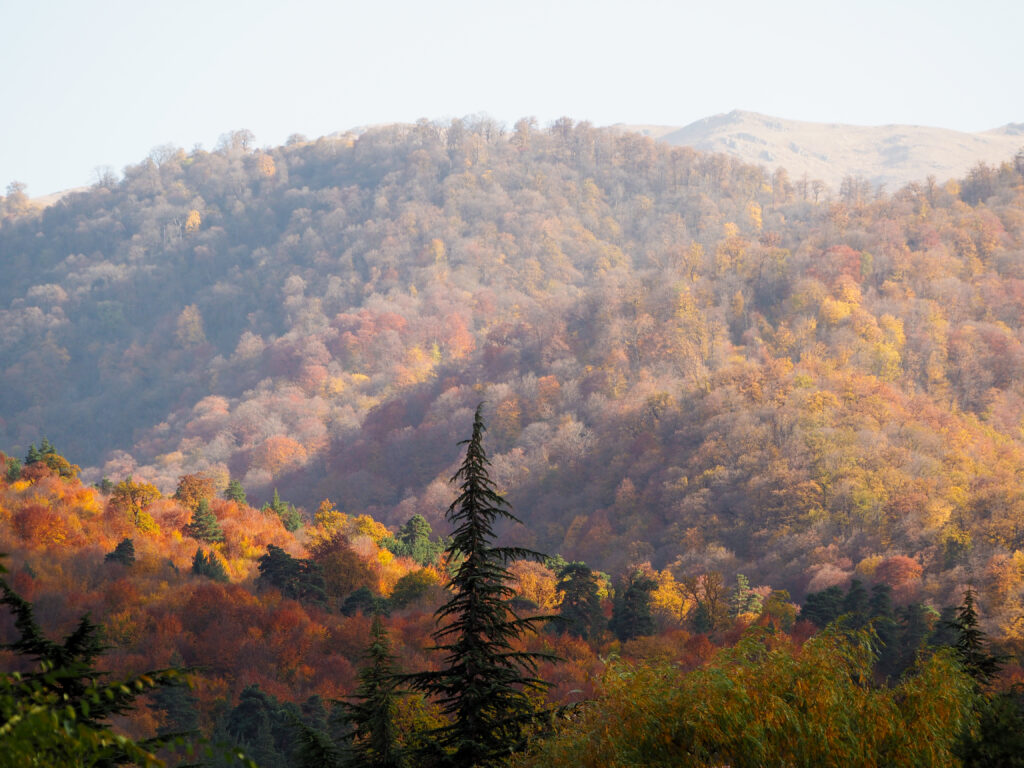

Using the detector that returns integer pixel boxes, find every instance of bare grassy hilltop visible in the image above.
[624,110,1024,191]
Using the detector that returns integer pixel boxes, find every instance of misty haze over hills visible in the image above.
[624,110,1024,192]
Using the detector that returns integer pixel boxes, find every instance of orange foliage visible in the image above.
[173,473,218,511]
[250,434,307,476]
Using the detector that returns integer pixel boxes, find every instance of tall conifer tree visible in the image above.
[408,404,555,767]
[184,498,224,543]
[339,615,404,768]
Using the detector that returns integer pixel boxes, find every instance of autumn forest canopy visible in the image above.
[3,117,1024,764]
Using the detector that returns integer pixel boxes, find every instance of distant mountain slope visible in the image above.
[4,119,1024,629]
[624,110,1024,191]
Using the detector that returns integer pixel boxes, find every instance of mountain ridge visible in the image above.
[620,109,1024,190]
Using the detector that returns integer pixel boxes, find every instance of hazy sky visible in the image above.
[2,0,1021,195]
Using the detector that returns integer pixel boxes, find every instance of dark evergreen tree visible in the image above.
[192,547,229,582]
[338,615,405,768]
[5,456,21,482]
[225,478,248,504]
[151,679,200,738]
[224,685,293,768]
[930,604,961,648]
[291,718,344,768]
[264,488,302,532]
[801,585,845,627]
[868,584,899,677]
[892,602,936,677]
[841,579,870,628]
[24,442,41,465]
[341,586,388,617]
[0,563,182,760]
[610,569,657,641]
[955,685,1024,767]
[257,544,326,605]
[39,437,56,456]
[184,498,225,543]
[949,588,1003,687]
[104,537,136,566]
[406,405,555,767]
[555,561,603,640]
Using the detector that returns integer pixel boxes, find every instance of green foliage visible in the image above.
[257,544,326,605]
[225,478,248,504]
[103,537,135,567]
[5,456,21,482]
[729,573,762,617]
[0,558,185,766]
[221,685,304,768]
[948,588,1004,687]
[956,685,1024,767]
[264,489,302,532]
[555,561,603,640]
[388,569,439,611]
[406,405,556,767]
[184,498,225,543]
[802,585,845,627]
[192,547,229,582]
[509,628,979,768]
[341,586,389,617]
[609,569,657,641]
[337,616,405,768]
[383,514,444,566]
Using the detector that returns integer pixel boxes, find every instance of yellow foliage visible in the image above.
[314,499,346,533]
[819,297,852,325]
[377,549,394,566]
[258,154,276,177]
[72,487,103,518]
[855,555,884,578]
[879,314,905,347]
[651,569,691,625]
[156,451,185,467]
[746,201,763,231]
[352,513,389,544]
[184,209,201,233]
[509,560,559,612]
[11,480,31,492]
[834,276,862,304]
[430,238,447,263]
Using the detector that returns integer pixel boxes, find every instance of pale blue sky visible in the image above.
[2,0,1021,195]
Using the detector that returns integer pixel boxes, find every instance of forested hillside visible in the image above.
[3,119,1024,646]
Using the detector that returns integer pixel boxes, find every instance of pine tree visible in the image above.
[407,405,555,767]
[339,615,405,768]
[225,478,248,504]
[801,585,845,627]
[265,488,302,532]
[729,573,763,617]
[610,569,657,641]
[5,456,21,482]
[104,537,136,566]
[184,498,224,543]
[192,548,229,582]
[555,561,603,640]
[949,588,1003,686]
[24,442,41,464]
[257,545,326,605]
[0,559,183,762]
